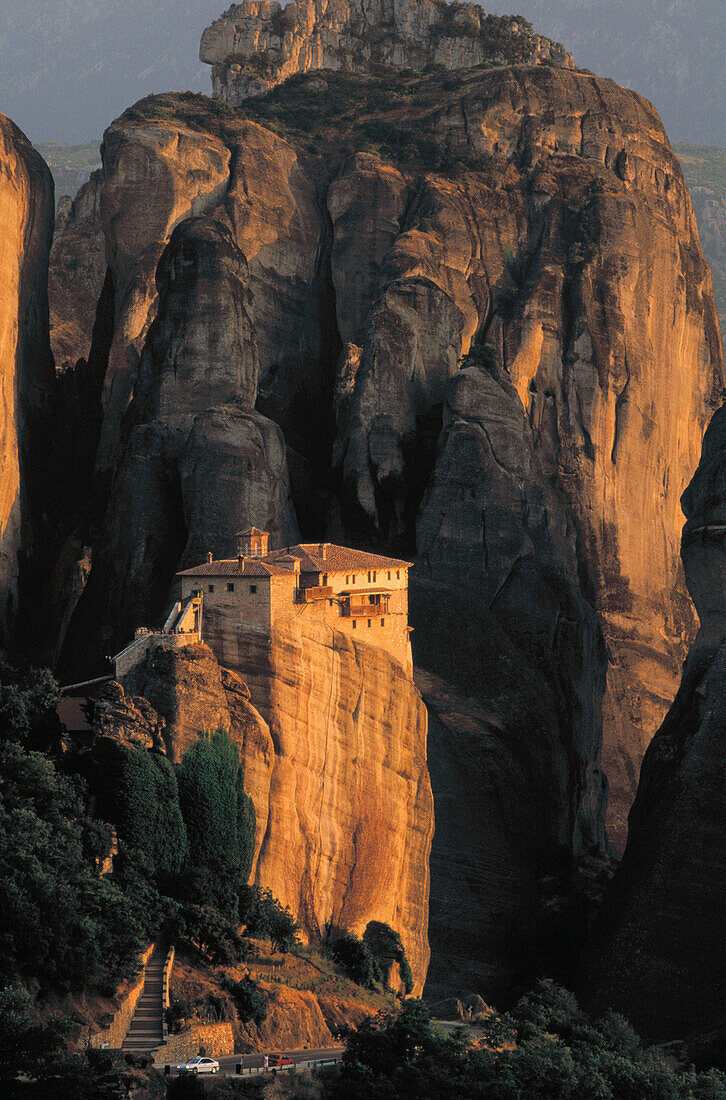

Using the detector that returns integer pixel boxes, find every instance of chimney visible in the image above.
[207,551,213,563]
[319,543,327,558]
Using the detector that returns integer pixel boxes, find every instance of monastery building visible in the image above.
[177,528,413,673]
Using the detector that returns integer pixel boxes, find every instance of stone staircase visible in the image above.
[122,944,166,1052]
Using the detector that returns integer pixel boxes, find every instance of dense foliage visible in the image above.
[324,982,726,1099]
[0,662,60,747]
[177,728,256,915]
[332,934,383,990]
[223,975,268,1027]
[363,923,414,995]
[94,738,188,876]
[0,739,147,995]
[239,885,300,953]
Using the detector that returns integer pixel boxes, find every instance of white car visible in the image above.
[177,1056,220,1075]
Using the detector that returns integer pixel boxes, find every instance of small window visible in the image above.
[396,570,400,580]
[352,575,356,585]
[367,571,372,582]
[381,618,385,627]
[345,575,349,585]
[329,599,333,606]
[227,582,235,592]
[352,620,357,629]
[373,571,377,582]
[387,571,391,581]
[209,584,215,593]
[250,584,257,594]
[322,573,328,586]
[367,618,372,628]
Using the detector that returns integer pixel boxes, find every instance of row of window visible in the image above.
[344,570,400,585]
[206,583,257,594]
[352,619,386,629]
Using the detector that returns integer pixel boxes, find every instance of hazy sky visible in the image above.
[0,0,723,146]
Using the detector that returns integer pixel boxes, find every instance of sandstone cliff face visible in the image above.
[49,170,106,371]
[200,0,573,105]
[124,638,433,995]
[0,114,55,644]
[52,36,722,997]
[587,404,726,1041]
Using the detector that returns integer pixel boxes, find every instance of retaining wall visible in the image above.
[159,1023,235,1062]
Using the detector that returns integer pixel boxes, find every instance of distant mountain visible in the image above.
[675,144,726,343]
[513,0,725,145]
[36,142,101,203]
[0,1,723,145]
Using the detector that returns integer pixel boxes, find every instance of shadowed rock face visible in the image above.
[49,171,106,372]
[200,0,573,104]
[587,404,726,1042]
[124,639,433,995]
[0,113,55,644]
[52,51,722,997]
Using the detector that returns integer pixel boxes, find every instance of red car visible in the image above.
[267,1054,294,1068]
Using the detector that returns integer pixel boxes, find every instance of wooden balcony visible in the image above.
[296,585,333,603]
[342,596,389,618]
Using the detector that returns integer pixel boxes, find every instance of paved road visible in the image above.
[156,1046,344,1078]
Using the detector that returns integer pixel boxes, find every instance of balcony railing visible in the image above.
[296,586,333,603]
[342,598,389,618]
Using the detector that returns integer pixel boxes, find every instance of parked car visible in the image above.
[267,1054,294,1068]
[177,1056,220,1075]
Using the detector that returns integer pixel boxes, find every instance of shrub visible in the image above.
[0,986,71,1081]
[174,904,253,966]
[331,934,382,989]
[239,886,300,953]
[363,923,414,995]
[223,976,267,1027]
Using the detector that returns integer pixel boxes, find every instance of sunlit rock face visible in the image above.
[0,113,54,643]
[53,50,722,996]
[125,639,433,995]
[586,405,726,1042]
[67,213,297,659]
[200,0,573,105]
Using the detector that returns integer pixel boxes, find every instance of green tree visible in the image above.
[94,740,188,876]
[239,886,300,953]
[177,729,256,914]
[223,976,267,1027]
[0,741,146,994]
[331,933,382,989]
[0,986,70,1081]
[0,665,60,747]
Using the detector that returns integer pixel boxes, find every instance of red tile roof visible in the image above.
[177,559,276,578]
[267,544,413,572]
[178,542,412,579]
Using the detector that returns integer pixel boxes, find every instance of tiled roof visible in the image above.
[266,544,413,572]
[178,543,412,579]
[177,559,275,578]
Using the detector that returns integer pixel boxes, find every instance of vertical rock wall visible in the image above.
[0,114,54,642]
[127,639,433,994]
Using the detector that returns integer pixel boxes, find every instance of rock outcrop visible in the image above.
[50,4,723,998]
[0,113,55,645]
[123,637,433,995]
[587,404,726,1041]
[200,0,573,105]
[49,170,106,371]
